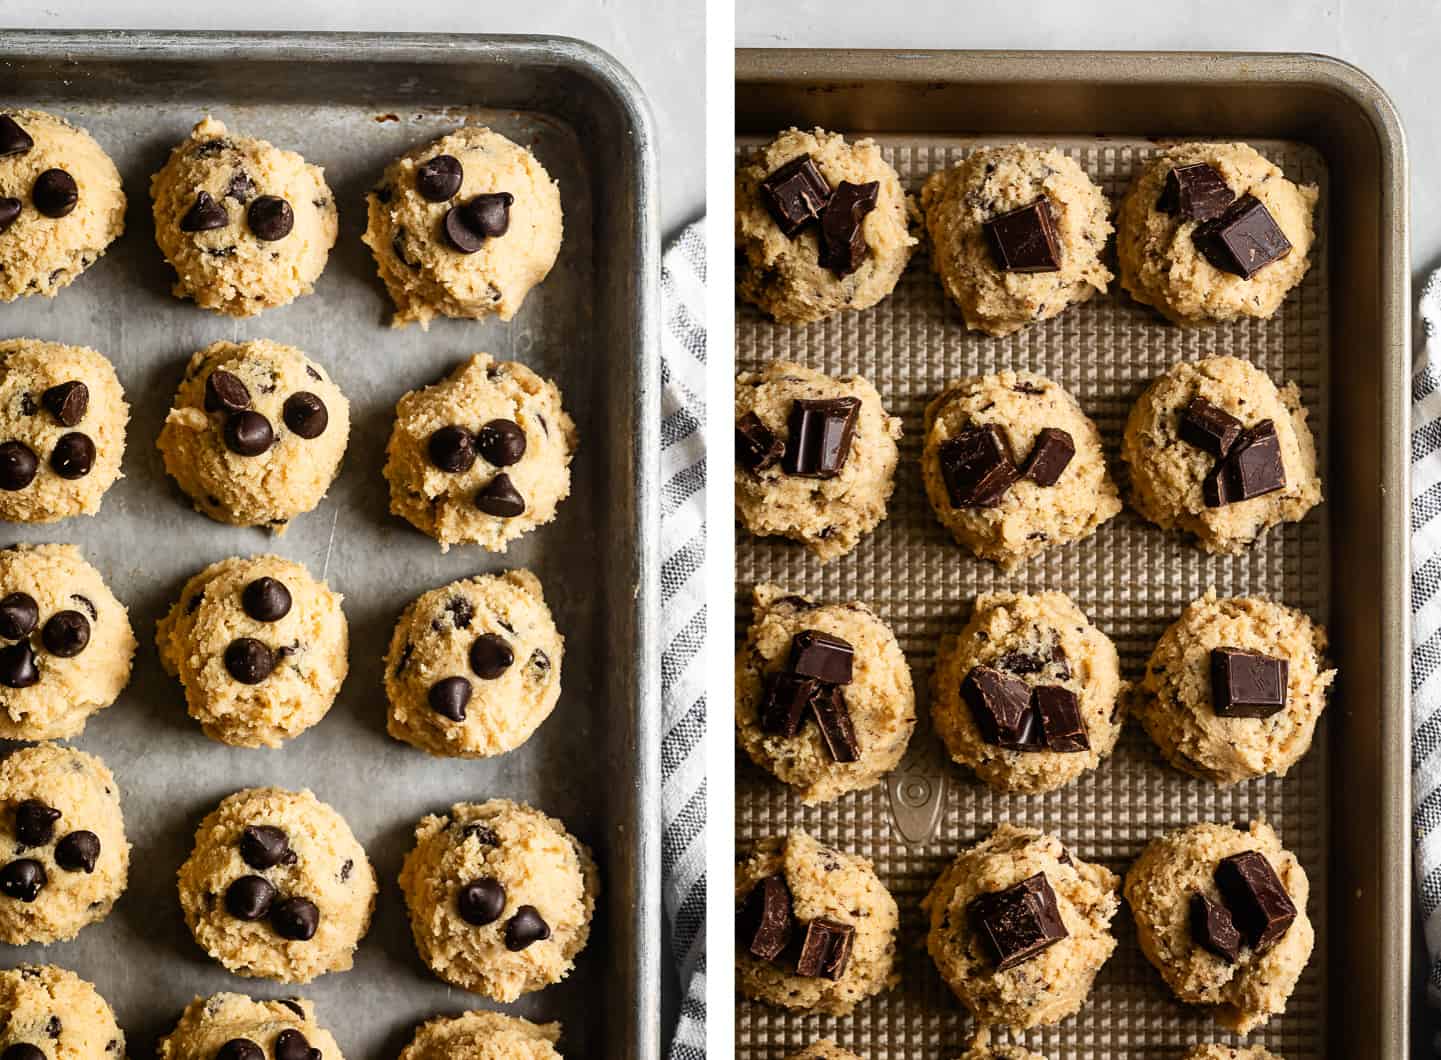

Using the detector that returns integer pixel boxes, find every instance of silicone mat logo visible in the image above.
[885,717,948,845]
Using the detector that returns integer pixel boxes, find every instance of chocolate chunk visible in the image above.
[70,594,96,620]
[242,577,292,623]
[758,671,818,738]
[984,198,1061,273]
[0,441,38,490]
[1210,647,1288,718]
[428,425,477,473]
[938,425,1019,508]
[224,638,276,684]
[782,397,859,479]
[0,642,38,688]
[961,666,1043,750]
[3,1046,45,1060]
[49,432,94,479]
[1192,194,1291,278]
[1179,397,1243,458]
[1214,850,1296,951]
[735,411,783,472]
[283,392,328,439]
[444,597,474,629]
[1157,163,1235,222]
[789,629,854,684]
[428,676,472,721]
[968,872,1069,970]
[504,905,551,950]
[54,830,99,873]
[32,169,78,218]
[240,825,291,870]
[225,875,276,920]
[470,633,514,679]
[0,115,33,156]
[457,877,507,926]
[180,191,228,232]
[736,874,794,961]
[1034,685,1089,752]
[1228,420,1286,499]
[416,154,464,202]
[217,1041,264,1060]
[1021,428,1075,487]
[475,473,526,517]
[224,410,275,457]
[272,896,321,940]
[247,195,294,241]
[0,198,19,234]
[817,180,879,276]
[759,154,831,237]
[205,370,252,414]
[1190,891,1241,963]
[41,611,89,657]
[476,419,527,467]
[274,1030,316,1060]
[225,169,255,202]
[14,799,60,847]
[794,916,855,979]
[812,685,860,763]
[0,592,38,640]
[41,381,88,427]
[462,823,499,847]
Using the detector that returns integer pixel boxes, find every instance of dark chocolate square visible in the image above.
[938,424,1019,508]
[782,397,860,479]
[1157,162,1235,222]
[793,917,855,980]
[789,629,854,685]
[1192,194,1292,278]
[811,685,860,764]
[1190,891,1241,963]
[968,872,1069,970]
[736,411,783,473]
[983,198,1062,273]
[961,665,1043,751]
[736,874,795,961]
[1210,647,1288,718]
[1203,419,1286,508]
[818,180,880,276]
[759,153,831,238]
[1179,397,1243,458]
[758,671,819,737]
[1034,685,1089,753]
[1214,850,1297,952]
[1021,428,1075,487]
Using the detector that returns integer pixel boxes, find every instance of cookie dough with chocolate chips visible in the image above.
[954,1028,1048,1060]
[1125,820,1313,1035]
[158,339,350,532]
[157,554,349,749]
[157,993,343,1060]
[150,117,337,316]
[384,354,576,553]
[177,786,377,984]
[0,964,125,1059]
[921,371,1121,567]
[931,591,1125,794]
[1182,1048,1282,1060]
[923,824,1119,1030]
[0,110,125,301]
[0,543,135,742]
[399,1011,561,1060]
[363,126,563,328]
[398,798,598,1002]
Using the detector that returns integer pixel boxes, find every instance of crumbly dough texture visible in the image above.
[736,831,899,1015]
[1135,591,1334,784]
[177,787,377,984]
[157,554,349,748]
[784,1041,862,1060]
[923,824,1119,1030]
[734,361,902,562]
[736,127,917,326]
[0,339,128,523]
[157,339,350,531]
[0,964,125,1059]
[931,591,1126,793]
[398,798,598,1001]
[1181,1048,1282,1060]
[363,126,563,328]
[1121,356,1322,552]
[385,354,576,552]
[921,144,1112,337]
[399,1011,562,1060]
[736,584,915,803]
[0,744,128,944]
[0,543,135,742]
[954,1028,1048,1060]
[1117,142,1318,327]
[150,117,337,316]
[385,569,563,758]
[0,109,125,302]
[921,371,1121,566]
[157,993,342,1060]
[1124,820,1314,1035]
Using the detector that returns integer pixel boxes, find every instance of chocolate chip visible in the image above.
[1214,850,1296,951]
[0,592,38,640]
[283,393,328,439]
[224,638,275,684]
[475,473,526,517]
[240,825,292,870]
[180,191,228,232]
[224,411,275,457]
[504,905,551,950]
[782,397,859,478]
[737,874,795,960]
[462,823,500,847]
[962,666,1043,750]
[526,648,551,680]
[49,432,94,479]
[476,419,527,467]
[242,577,292,622]
[0,642,38,688]
[205,371,251,414]
[969,872,1069,970]
[789,630,853,684]
[70,594,96,620]
[338,858,352,882]
[428,426,477,473]
[40,611,89,658]
[216,1040,264,1060]
[3,1045,44,1060]
[984,198,1061,272]
[225,170,255,202]
[1210,647,1288,718]
[758,671,818,738]
[1190,891,1241,963]
[14,799,60,846]
[32,169,78,218]
[1021,428,1075,487]
[247,195,294,241]
[457,877,506,925]
[1034,686,1089,752]
[444,597,474,629]
[54,830,99,873]
[443,193,514,252]
[470,633,514,679]
[271,896,320,940]
[939,425,1019,508]
[442,205,486,253]
[273,1030,315,1060]
[817,180,879,275]
[416,154,464,202]
[0,442,38,490]
[0,198,19,234]
[812,685,860,763]
[794,916,855,980]
[41,381,88,427]
[0,116,33,156]
[428,676,472,721]
[0,858,45,901]
[759,154,831,237]
[1193,194,1292,278]
[225,875,276,920]
[736,411,783,473]
[1157,162,1235,221]
[1179,397,1243,458]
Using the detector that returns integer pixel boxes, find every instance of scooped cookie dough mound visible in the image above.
[0,339,128,523]
[0,964,125,1059]
[157,993,343,1060]
[923,824,1119,1030]
[0,109,125,301]
[385,569,563,758]
[400,1011,562,1060]
[1117,142,1317,326]
[0,543,135,742]
[735,361,902,562]
[178,787,377,984]
[385,354,576,552]
[736,830,899,1016]
[1121,356,1321,553]
[736,127,917,325]
[1182,1048,1282,1060]
[921,144,1111,337]
[151,116,337,316]
[398,799,598,1001]
[1125,820,1313,1035]
[157,554,349,748]
[0,744,128,944]
[736,584,915,804]
[364,126,563,328]
[931,591,1125,794]
[158,339,350,532]
[921,372,1121,567]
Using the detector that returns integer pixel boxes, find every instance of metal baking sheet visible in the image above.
[0,31,660,1060]
[735,50,1409,1059]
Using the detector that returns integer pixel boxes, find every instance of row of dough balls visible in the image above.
[788,1039,1276,1060]
[0,111,564,328]
[735,356,1322,565]
[0,338,577,551]
[738,823,1310,1044]
[0,758,597,1001]
[0,543,565,759]
[736,129,1318,334]
[737,584,1334,802]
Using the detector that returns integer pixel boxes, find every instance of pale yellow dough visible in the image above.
[399,1011,562,1060]
[0,965,125,1059]
[955,1028,1049,1060]
[157,994,343,1060]
[785,1041,862,1060]
[1182,1048,1282,1060]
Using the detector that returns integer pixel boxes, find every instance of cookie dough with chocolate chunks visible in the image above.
[0,964,125,1059]
[399,1011,562,1060]
[1182,1048,1282,1060]
[784,1041,864,1060]
[157,993,344,1060]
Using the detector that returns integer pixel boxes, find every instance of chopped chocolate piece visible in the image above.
[758,671,817,738]
[1034,685,1089,752]
[759,154,832,238]
[794,917,855,980]
[812,685,860,763]
[736,874,794,961]
[998,650,1045,675]
[1157,163,1235,222]
[983,198,1061,273]
[782,397,859,478]
[817,180,879,276]
[968,872,1069,970]
[1210,647,1288,718]
[961,666,1043,750]
[1179,397,1243,458]
[1214,850,1296,952]
[1202,457,1235,508]
[1190,891,1241,963]
[789,629,853,685]
[939,424,1019,508]
[1021,428,1075,487]
[735,411,783,473]
[1228,419,1286,499]
[1192,194,1292,278]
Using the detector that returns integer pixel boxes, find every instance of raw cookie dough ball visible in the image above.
[1135,591,1333,784]
[385,569,563,758]
[398,798,598,1001]
[157,554,349,748]
[0,543,135,742]
[931,591,1125,794]
[923,824,1119,1030]
[0,109,125,302]
[735,361,901,562]
[0,339,128,523]
[1121,356,1322,553]
[785,1041,862,1060]
[158,339,350,532]
[1124,820,1313,1035]
[1117,142,1317,327]
[0,744,128,944]
[921,144,1111,337]
[157,993,343,1060]
[177,787,377,984]
[735,584,915,803]
[363,126,563,328]
[1182,1048,1282,1060]
[0,965,124,1059]
[150,116,337,316]
[735,830,899,1016]
[921,371,1121,567]
[384,354,576,553]
[399,1011,562,1060]
[736,127,917,325]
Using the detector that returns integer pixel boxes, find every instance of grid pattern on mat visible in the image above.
[735,135,1331,1059]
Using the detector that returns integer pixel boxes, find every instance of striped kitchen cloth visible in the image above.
[660,220,707,1060]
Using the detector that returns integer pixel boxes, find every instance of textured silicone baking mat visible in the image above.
[735,135,1330,1058]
